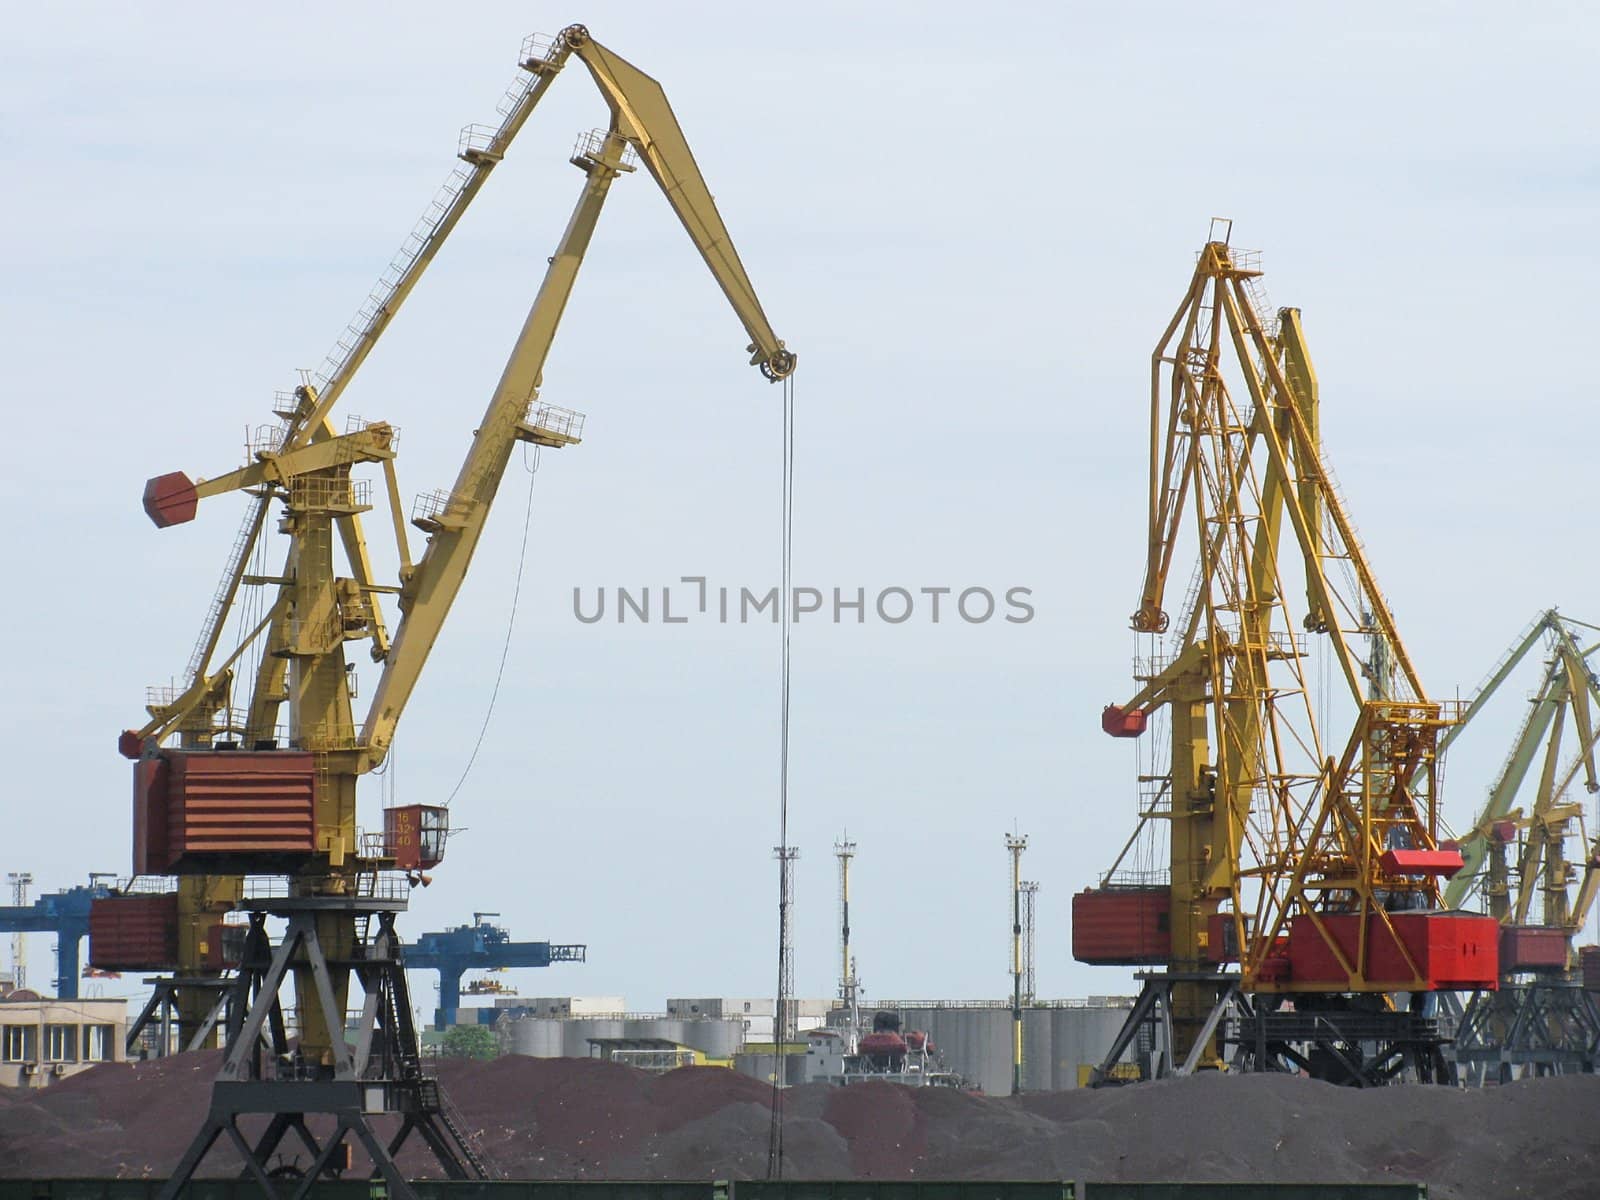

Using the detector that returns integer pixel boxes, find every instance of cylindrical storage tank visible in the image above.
[895,1006,1013,1096]
[503,1016,565,1058]
[624,1017,686,1047]
[688,1017,746,1059]
[1049,1003,1137,1088]
[638,1017,744,1059]
[563,1017,625,1057]
[1020,1008,1054,1092]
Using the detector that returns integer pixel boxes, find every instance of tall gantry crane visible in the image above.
[108,26,793,1198]
[1439,609,1600,1080]
[1078,225,1497,1087]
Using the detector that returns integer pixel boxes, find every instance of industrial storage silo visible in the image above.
[501,1015,565,1058]
[679,1017,746,1059]
[893,1005,1014,1096]
[624,1016,686,1046]
[563,1017,625,1057]
[1049,1001,1136,1087]
[1021,1007,1055,1092]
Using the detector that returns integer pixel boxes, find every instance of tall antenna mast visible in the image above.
[1020,880,1039,1004]
[835,836,858,1046]
[1006,833,1028,1095]
[773,845,799,1045]
[6,873,32,991]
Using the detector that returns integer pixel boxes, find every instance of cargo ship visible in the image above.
[828,1011,964,1087]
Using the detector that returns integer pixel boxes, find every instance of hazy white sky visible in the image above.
[2,3,1597,1016]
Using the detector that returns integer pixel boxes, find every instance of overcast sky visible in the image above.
[2,3,1597,1019]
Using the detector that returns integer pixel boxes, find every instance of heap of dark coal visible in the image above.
[1,1052,1593,1199]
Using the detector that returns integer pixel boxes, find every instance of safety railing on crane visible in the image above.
[286,474,371,512]
[525,400,585,443]
[571,128,640,171]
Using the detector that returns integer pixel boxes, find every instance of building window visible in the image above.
[83,1024,115,1063]
[44,1024,78,1063]
[2,1025,36,1063]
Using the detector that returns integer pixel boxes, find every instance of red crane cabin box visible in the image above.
[1285,911,1500,991]
[133,750,318,874]
[383,804,448,871]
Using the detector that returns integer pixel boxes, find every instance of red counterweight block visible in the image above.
[134,750,318,873]
[1071,887,1170,965]
[143,471,199,527]
[89,894,179,972]
[1500,925,1569,971]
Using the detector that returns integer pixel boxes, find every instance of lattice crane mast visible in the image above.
[105,26,794,1195]
[1441,610,1600,1079]
[1080,229,1498,1085]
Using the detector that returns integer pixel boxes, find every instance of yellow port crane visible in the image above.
[1081,225,1496,1086]
[109,26,793,1195]
[1441,609,1600,1080]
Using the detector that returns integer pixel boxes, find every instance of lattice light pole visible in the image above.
[773,845,799,1046]
[6,873,31,990]
[1020,880,1039,1005]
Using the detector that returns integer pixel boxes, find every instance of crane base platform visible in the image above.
[158,899,487,1200]
[1452,980,1600,1084]
[1223,998,1456,1086]
[1090,972,1461,1087]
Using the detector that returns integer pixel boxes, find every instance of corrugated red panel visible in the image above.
[1500,925,1569,971]
[1287,911,1499,990]
[89,894,179,971]
[1072,887,1170,965]
[1581,945,1600,992]
[132,757,169,876]
[166,751,318,864]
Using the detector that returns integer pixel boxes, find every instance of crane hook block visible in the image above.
[143,471,198,528]
[1101,705,1148,738]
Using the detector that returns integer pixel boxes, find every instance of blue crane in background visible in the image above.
[0,876,118,998]
[404,912,585,1027]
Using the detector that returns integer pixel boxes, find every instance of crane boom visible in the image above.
[119,29,796,1077]
[569,36,794,379]
[363,34,795,762]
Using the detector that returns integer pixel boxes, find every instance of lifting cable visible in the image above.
[767,371,796,1179]
[443,443,542,806]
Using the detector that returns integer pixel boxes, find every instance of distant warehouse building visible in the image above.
[0,982,126,1090]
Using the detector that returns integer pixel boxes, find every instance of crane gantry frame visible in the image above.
[1083,228,1497,1086]
[111,26,794,1198]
